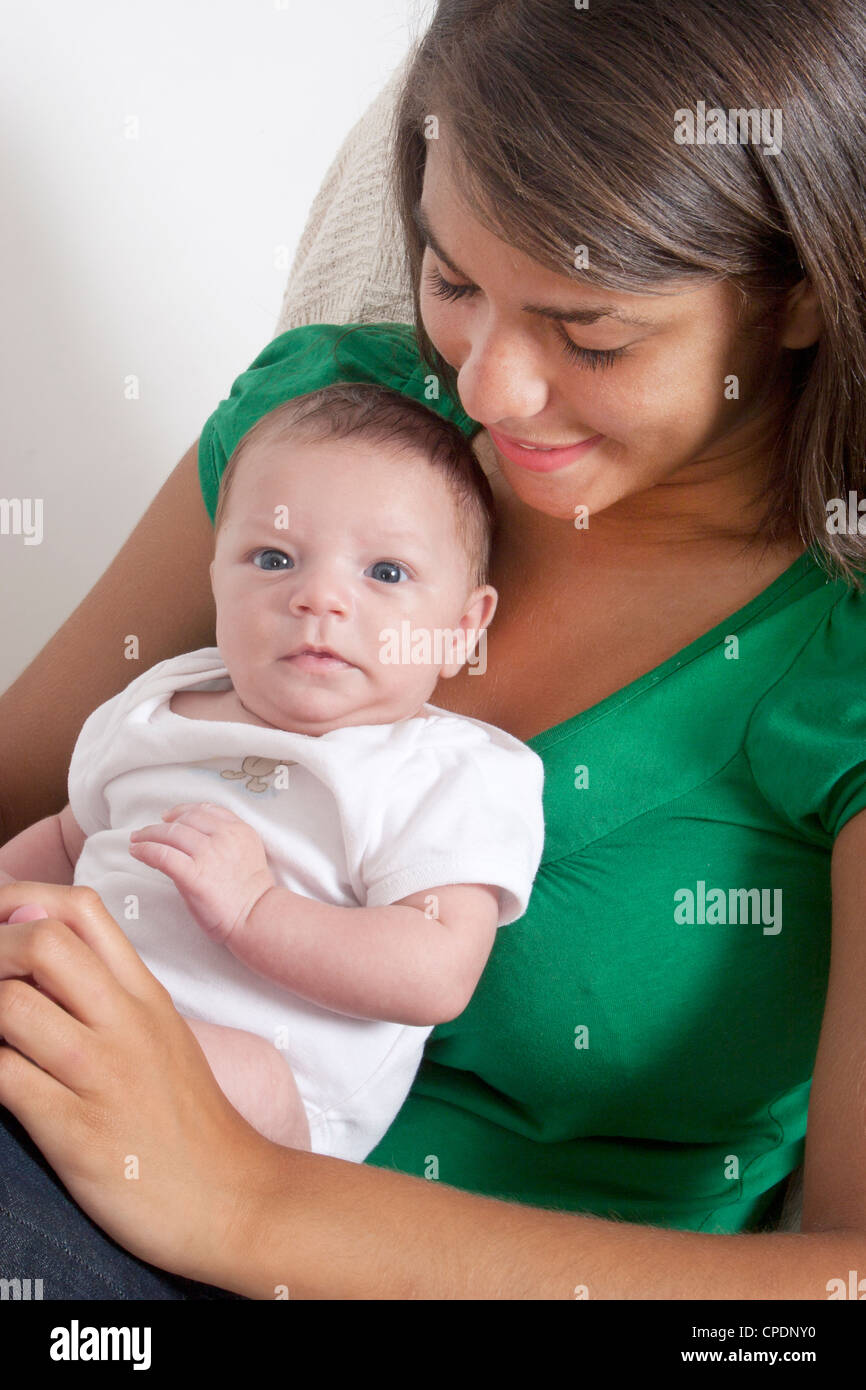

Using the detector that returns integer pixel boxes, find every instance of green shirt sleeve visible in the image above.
[744,580,866,843]
[197,321,479,523]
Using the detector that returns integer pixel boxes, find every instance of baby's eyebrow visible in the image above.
[369,526,431,550]
[235,520,432,552]
[413,200,658,329]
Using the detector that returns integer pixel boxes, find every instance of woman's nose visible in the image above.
[455,322,550,426]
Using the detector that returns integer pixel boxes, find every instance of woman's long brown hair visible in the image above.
[389,0,866,580]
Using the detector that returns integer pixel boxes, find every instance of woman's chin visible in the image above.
[498,460,615,524]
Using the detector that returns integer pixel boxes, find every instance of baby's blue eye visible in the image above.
[252,549,292,571]
[366,560,409,584]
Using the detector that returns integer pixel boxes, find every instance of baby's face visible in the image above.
[209,432,497,735]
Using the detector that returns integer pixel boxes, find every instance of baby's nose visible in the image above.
[288,567,352,616]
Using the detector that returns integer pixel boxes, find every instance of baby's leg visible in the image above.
[185,1018,311,1150]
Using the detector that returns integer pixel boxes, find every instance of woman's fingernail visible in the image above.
[8,904,50,923]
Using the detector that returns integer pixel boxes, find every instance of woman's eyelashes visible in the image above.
[249,549,411,584]
[557,336,628,371]
[424,266,629,370]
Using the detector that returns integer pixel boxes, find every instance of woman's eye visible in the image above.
[559,335,629,370]
[425,266,475,303]
[426,266,628,369]
[366,560,409,584]
[252,548,293,571]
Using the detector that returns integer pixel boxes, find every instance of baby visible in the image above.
[0,382,545,1161]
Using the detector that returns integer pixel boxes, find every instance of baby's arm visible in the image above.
[237,881,501,1026]
[128,801,501,1025]
[0,803,86,886]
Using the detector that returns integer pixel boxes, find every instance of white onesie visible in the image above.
[67,647,545,1162]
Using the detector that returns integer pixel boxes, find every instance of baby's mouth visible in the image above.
[280,647,355,671]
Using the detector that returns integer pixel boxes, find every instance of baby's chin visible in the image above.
[240,688,435,735]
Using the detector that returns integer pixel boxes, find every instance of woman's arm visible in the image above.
[0,441,216,844]
[0,878,864,1300]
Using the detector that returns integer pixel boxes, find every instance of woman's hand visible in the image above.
[0,880,281,1291]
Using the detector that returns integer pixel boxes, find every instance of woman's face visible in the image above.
[418,139,791,526]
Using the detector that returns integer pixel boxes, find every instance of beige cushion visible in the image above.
[275,50,416,335]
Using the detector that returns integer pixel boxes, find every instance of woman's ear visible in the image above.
[779,277,822,349]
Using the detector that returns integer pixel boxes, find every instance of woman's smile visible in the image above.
[487,427,605,472]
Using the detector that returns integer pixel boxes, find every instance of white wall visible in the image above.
[0,0,431,690]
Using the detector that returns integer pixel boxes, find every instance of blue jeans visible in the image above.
[0,1106,244,1299]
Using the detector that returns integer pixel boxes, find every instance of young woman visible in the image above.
[1,0,865,1297]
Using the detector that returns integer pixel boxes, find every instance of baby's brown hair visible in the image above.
[214,382,496,589]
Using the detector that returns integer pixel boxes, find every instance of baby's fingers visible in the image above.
[163,802,244,828]
[130,819,206,858]
[128,838,200,887]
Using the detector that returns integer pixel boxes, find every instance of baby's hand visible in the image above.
[128,802,275,944]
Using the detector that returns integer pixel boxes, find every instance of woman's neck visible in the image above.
[476,425,800,571]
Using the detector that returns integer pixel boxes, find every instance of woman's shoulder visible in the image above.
[773,553,866,667]
[744,556,866,841]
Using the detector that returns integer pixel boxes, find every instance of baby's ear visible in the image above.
[466,584,498,633]
[439,585,498,680]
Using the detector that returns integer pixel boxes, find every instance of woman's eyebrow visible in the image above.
[413,200,657,329]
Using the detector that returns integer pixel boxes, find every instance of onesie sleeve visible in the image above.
[197,321,480,524]
[744,584,866,844]
[66,654,185,837]
[358,730,545,927]
[66,688,131,837]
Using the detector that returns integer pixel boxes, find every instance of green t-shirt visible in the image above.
[200,321,866,1234]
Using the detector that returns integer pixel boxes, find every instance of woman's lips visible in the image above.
[488,427,604,472]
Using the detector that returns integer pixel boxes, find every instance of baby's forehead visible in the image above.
[233,454,464,544]
[241,429,458,511]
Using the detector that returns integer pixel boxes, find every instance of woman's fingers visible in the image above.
[0,878,273,1289]
[0,914,135,1030]
[7,903,49,922]
[0,1025,74,1121]
[0,972,100,1092]
[0,882,158,1004]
